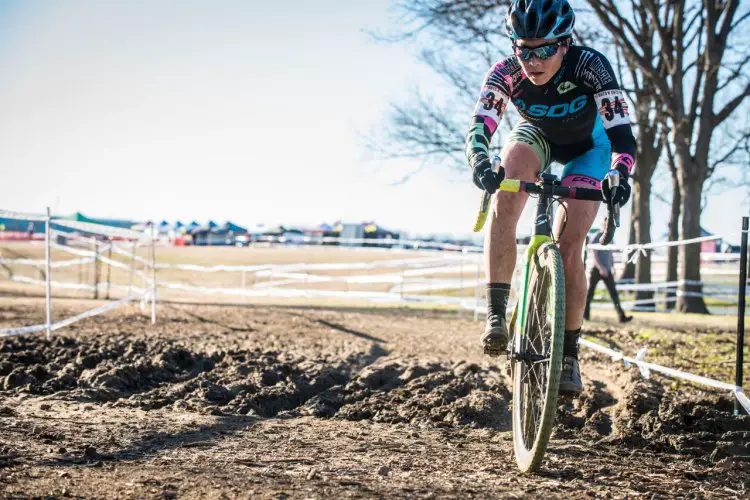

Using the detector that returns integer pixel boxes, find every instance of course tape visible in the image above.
[51,243,96,258]
[0,257,93,269]
[148,255,475,274]
[50,294,142,332]
[12,276,94,291]
[157,279,468,305]
[579,338,750,414]
[256,235,483,252]
[0,209,47,222]
[588,235,721,253]
[0,323,49,337]
[52,219,149,241]
[0,291,147,337]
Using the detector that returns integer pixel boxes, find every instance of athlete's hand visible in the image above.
[602,165,631,206]
[472,158,505,194]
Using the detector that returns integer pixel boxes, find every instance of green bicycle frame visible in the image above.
[512,189,554,350]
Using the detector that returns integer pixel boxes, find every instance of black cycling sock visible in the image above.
[563,328,581,358]
[486,283,511,321]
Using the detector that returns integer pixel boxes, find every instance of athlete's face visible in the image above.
[515,38,568,86]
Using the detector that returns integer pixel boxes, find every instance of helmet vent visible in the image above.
[539,14,556,38]
[555,17,572,35]
[527,11,538,34]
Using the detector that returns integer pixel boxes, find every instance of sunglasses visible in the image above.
[513,40,566,61]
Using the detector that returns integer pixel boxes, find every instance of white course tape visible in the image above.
[0,209,47,222]
[12,275,94,291]
[51,243,96,258]
[50,294,141,332]
[0,323,49,337]
[579,338,750,414]
[588,235,721,253]
[52,219,149,241]
[98,254,151,282]
[149,255,471,274]
[158,279,468,306]
[0,257,94,269]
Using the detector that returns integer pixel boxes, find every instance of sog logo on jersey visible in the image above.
[594,90,629,128]
[557,81,577,94]
[516,95,588,118]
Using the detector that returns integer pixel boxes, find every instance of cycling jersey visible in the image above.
[466,45,637,183]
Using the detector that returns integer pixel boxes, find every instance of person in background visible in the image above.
[584,218,633,323]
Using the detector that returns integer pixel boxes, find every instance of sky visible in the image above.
[1,0,748,244]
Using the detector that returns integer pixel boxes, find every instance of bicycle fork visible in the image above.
[508,184,554,366]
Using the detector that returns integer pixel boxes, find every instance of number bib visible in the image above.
[594,89,629,129]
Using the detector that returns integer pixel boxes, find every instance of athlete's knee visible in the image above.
[491,189,526,220]
[559,240,585,268]
[500,142,542,180]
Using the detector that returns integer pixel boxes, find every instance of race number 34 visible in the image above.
[594,90,629,128]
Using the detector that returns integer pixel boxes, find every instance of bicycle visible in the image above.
[473,156,619,473]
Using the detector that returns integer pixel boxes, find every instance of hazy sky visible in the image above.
[1,0,747,244]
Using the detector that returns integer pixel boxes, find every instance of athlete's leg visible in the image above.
[482,122,550,355]
[557,116,611,395]
[485,143,540,282]
[583,266,601,320]
[553,189,600,331]
[602,272,633,322]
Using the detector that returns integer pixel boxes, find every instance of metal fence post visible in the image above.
[127,240,136,297]
[105,241,112,300]
[735,216,748,415]
[45,207,52,339]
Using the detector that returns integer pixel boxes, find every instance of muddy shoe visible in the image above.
[559,356,583,395]
[619,314,633,323]
[481,313,508,357]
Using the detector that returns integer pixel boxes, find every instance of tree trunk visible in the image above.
[634,180,654,310]
[665,174,680,310]
[676,174,709,313]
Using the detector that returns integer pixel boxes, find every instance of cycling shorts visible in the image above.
[504,114,611,189]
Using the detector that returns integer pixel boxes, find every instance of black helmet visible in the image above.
[505,0,575,40]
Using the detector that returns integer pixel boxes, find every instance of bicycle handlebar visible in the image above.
[472,169,619,245]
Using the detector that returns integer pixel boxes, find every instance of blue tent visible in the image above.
[207,220,218,229]
[221,221,248,233]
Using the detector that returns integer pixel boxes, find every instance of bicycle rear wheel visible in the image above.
[512,242,565,472]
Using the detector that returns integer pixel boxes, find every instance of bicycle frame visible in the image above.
[511,175,555,355]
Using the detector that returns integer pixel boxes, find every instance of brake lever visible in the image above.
[472,155,503,233]
[604,169,621,228]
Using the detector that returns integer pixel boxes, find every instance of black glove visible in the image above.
[472,158,504,194]
[602,164,631,206]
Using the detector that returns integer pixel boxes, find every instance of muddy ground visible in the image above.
[0,298,748,498]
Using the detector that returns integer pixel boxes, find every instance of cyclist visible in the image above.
[466,0,636,395]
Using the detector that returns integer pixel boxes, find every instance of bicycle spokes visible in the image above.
[512,249,564,472]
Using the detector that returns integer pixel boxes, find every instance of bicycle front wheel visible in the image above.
[512,242,565,473]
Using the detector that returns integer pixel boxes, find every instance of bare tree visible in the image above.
[367,1,512,171]
[587,0,750,313]
[602,9,668,309]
